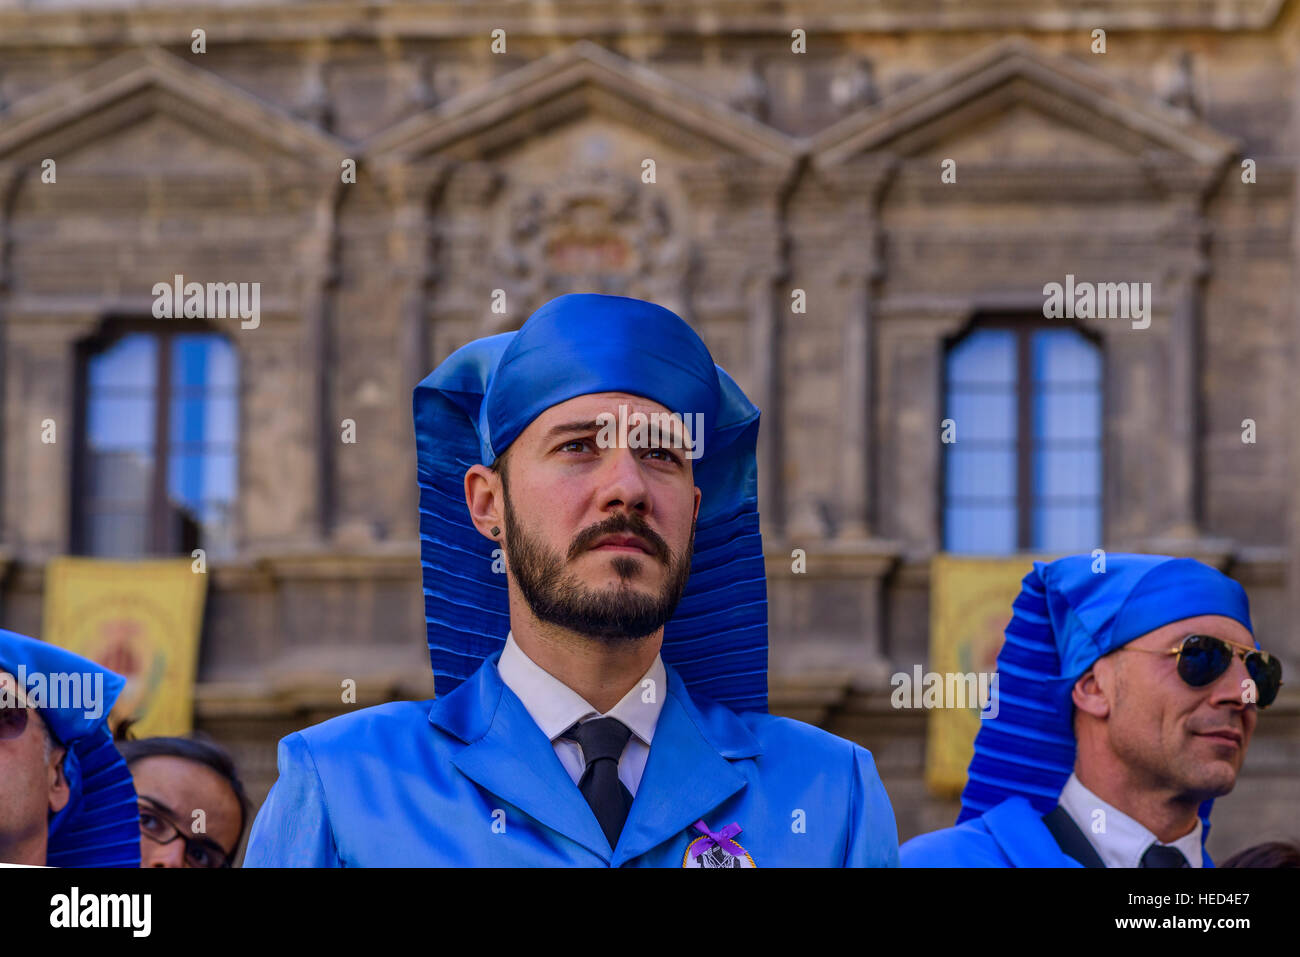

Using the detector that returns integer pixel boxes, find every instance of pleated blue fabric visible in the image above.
[413,294,768,713]
[956,553,1255,850]
[0,629,140,867]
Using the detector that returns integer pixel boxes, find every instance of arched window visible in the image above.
[75,328,238,558]
[942,321,1102,553]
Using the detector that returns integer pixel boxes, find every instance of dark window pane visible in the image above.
[88,334,157,390]
[166,334,238,557]
[946,448,1018,500]
[86,510,150,557]
[81,330,239,558]
[948,388,1017,442]
[87,450,154,503]
[167,452,236,509]
[1034,448,1101,499]
[1030,328,1102,551]
[944,328,1018,551]
[172,333,237,389]
[169,395,237,447]
[1032,328,1101,385]
[947,328,1016,385]
[1033,505,1102,552]
[1033,388,1102,441]
[945,322,1103,553]
[1032,328,1101,442]
[85,333,159,557]
[86,396,155,451]
[945,505,1017,554]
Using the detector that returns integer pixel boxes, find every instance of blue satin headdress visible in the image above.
[413,294,768,712]
[958,553,1254,837]
[0,629,140,867]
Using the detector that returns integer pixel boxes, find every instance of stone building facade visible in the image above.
[0,0,1296,859]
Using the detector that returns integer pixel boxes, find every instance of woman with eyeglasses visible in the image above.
[117,734,250,868]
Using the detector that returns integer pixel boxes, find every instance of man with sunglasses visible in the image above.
[0,629,139,867]
[902,552,1281,868]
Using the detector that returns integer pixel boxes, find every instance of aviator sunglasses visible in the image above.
[1124,634,1283,707]
[0,700,30,739]
[0,674,31,740]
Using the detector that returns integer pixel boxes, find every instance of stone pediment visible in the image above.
[365,40,798,168]
[0,47,348,174]
[58,112,265,177]
[914,101,1135,164]
[810,38,1238,171]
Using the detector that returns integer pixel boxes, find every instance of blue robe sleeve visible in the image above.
[844,745,900,867]
[243,732,342,868]
[900,798,1067,867]
[900,824,1006,867]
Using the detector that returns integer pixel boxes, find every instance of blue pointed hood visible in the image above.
[413,294,768,713]
[0,629,140,867]
[958,553,1253,844]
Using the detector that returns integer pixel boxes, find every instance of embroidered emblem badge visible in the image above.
[682,819,756,868]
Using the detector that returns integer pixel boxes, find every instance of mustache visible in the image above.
[567,513,671,564]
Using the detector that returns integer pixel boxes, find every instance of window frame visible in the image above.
[72,318,239,558]
[939,315,1105,553]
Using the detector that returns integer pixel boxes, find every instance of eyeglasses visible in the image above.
[138,798,232,868]
[1122,634,1283,708]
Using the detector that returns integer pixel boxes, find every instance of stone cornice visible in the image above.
[210,543,422,587]
[763,540,901,580]
[811,37,1240,169]
[887,542,1288,587]
[0,47,350,169]
[1,296,303,329]
[364,40,799,167]
[4,170,336,204]
[874,290,1182,341]
[0,1,1284,47]
[883,159,1232,203]
[0,545,422,591]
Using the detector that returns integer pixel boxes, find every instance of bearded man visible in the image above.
[245,293,899,867]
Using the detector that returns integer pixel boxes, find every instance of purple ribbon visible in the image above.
[689,819,744,859]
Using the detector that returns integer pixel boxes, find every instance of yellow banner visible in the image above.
[42,557,207,737]
[924,554,1047,797]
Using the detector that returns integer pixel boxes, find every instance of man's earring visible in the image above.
[491,526,500,536]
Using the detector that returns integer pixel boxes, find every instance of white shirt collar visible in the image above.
[1058,771,1203,868]
[496,631,665,747]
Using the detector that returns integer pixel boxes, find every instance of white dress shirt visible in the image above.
[1058,771,1203,868]
[496,631,666,797]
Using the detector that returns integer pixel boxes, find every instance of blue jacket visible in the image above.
[245,649,899,867]
[900,796,1214,867]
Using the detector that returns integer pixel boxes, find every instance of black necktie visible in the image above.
[1140,844,1191,868]
[561,717,634,849]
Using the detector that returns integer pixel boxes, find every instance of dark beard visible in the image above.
[501,477,694,643]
